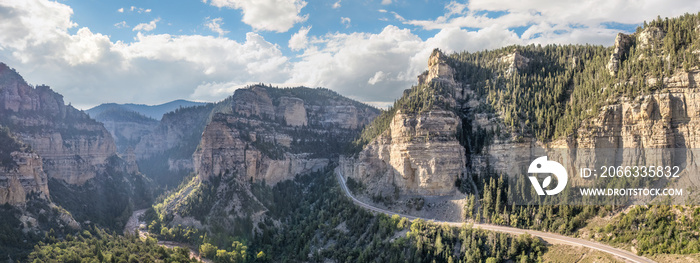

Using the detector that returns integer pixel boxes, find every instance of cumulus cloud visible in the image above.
[117,8,124,13]
[0,0,289,108]
[205,0,307,32]
[205,17,229,37]
[381,0,391,5]
[288,26,311,51]
[405,0,700,45]
[133,18,160,32]
[286,25,426,104]
[332,0,341,9]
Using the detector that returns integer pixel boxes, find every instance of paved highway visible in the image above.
[334,169,655,263]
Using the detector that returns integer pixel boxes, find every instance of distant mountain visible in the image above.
[86,99,207,120]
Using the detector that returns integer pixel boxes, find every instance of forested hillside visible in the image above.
[354,13,700,149]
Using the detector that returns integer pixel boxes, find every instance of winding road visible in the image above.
[334,169,656,263]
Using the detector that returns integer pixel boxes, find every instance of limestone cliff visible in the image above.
[340,110,465,196]
[158,85,379,230]
[0,62,151,233]
[134,103,214,171]
[194,85,379,184]
[0,129,49,205]
[342,49,468,196]
[93,108,159,154]
[0,64,118,185]
[607,33,634,76]
[499,51,531,76]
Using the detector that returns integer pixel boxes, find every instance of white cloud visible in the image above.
[289,26,311,51]
[341,17,351,28]
[367,71,386,85]
[205,17,229,37]
[286,25,426,104]
[133,18,160,32]
[405,0,700,45]
[127,6,151,13]
[114,21,128,28]
[391,11,405,21]
[378,9,387,13]
[332,0,341,9]
[381,0,391,5]
[206,0,308,32]
[0,0,289,108]
[117,7,124,13]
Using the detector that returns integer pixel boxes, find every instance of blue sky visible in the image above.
[0,0,698,109]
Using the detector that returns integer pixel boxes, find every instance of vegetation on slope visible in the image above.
[353,12,700,151]
[49,156,153,232]
[595,205,700,255]
[28,228,198,263]
[145,167,547,263]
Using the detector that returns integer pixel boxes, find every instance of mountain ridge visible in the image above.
[86,99,207,120]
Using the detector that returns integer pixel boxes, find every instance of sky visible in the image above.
[0,0,698,110]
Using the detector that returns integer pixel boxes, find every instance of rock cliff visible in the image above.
[0,64,118,185]
[607,33,634,76]
[499,51,531,76]
[0,62,151,233]
[134,103,213,168]
[157,85,379,230]
[194,85,379,184]
[93,108,159,154]
[637,26,666,50]
[0,150,49,205]
[342,49,467,196]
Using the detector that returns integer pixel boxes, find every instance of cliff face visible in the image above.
[0,151,49,205]
[194,115,329,185]
[194,85,379,185]
[0,65,118,185]
[342,49,468,196]
[134,104,213,171]
[341,110,465,196]
[94,109,159,154]
[607,33,634,76]
[0,63,150,233]
[158,85,379,230]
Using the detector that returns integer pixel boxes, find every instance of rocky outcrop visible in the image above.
[99,115,158,154]
[637,26,666,50]
[0,64,118,185]
[276,97,307,127]
[134,103,213,172]
[343,49,467,196]
[419,49,457,86]
[478,70,700,194]
[499,51,530,75]
[194,86,378,184]
[341,110,465,196]
[158,85,378,230]
[194,116,329,184]
[607,33,634,76]
[0,152,49,205]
